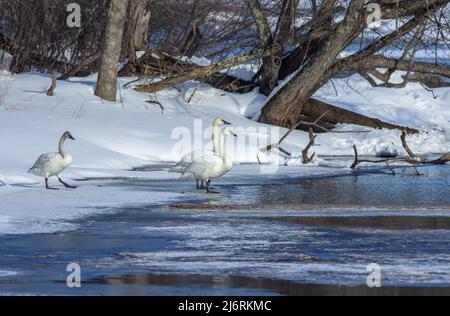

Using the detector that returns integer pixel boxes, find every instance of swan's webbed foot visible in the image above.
[58,178,78,189]
[45,178,59,190]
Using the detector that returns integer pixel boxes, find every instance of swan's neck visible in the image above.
[59,136,68,158]
[212,126,221,154]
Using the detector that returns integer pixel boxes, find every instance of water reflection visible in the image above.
[195,165,450,208]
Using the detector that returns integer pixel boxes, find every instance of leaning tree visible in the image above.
[258,0,450,128]
[132,0,450,131]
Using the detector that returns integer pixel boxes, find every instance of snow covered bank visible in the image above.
[1,70,449,234]
[1,71,449,176]
[0,173,180,235]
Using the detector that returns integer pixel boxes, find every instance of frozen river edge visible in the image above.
[1,163,450,295]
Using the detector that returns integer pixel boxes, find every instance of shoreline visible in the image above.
[86,273,450,296]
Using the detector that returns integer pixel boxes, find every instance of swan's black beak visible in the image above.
[68,134,75,140]
[223,120,232,125]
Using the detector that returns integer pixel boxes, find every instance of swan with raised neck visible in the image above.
[28,131,77,190]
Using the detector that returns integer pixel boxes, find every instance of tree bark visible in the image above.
[123,0,151,62]
[181,19,202,58]
[301,99,418,133]
[46,70,57,96]
[259,0,448,128]
[259,0,366,127]
[278,0,450,89]
[95,0,129,102]
[248,0,299,96]
[278,0,336,81]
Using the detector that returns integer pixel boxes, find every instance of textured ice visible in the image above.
[92,207,450,287]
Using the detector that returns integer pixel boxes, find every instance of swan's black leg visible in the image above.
[45,178,59,190]
[58,177,78,189]
[196,180,206,190]
[206,180,219,194]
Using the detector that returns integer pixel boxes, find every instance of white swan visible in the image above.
[170,117,231,189]
[182,127,237,193]
[28,131,77,190]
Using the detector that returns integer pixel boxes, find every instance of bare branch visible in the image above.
[46,70,57,96]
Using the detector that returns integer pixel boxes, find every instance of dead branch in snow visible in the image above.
[352,131,450,176]
[351,145,397,175]
[302,128,317,164]
[46,70,57,96]
[258,110,382,164]
[134,48,269,94]
[401,129,417,160]
[260,111,330,157]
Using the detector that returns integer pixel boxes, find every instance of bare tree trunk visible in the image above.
[278,0,336,81]
[259,0,447,128]
[181,19,202,58]
[248,0,299,96]
[259,0,365,127]
[95,0,129,102]
[123,0,151,62]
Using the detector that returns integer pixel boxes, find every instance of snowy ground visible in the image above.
[1,69,450,235]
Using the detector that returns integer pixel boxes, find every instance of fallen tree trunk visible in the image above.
[119,50,195,78]
[204,73,258,94]
[300,98,419,134]
[58,52,102,80]
[134,48,268,94]
[119,50,258,93]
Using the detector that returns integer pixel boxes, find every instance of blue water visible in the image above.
[0,164,449,295]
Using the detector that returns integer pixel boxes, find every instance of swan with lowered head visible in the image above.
[181,127,237,193]
[28,131,77,190]
[170,117,231,189]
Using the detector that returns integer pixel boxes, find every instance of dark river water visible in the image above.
[0,163,449,296]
